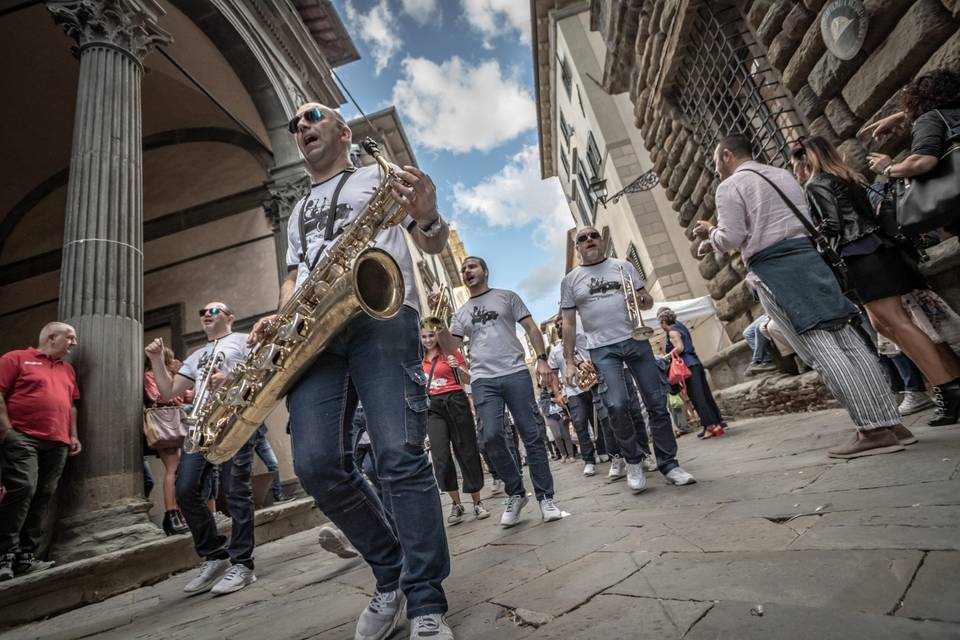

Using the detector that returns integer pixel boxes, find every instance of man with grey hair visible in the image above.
[0,322,81,580]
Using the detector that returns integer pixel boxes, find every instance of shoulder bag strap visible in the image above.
[934,110,960,148]
[740,168,822,239]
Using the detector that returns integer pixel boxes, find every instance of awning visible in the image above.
[641,295,717,325]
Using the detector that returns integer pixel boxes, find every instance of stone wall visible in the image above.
[597,0,960,411]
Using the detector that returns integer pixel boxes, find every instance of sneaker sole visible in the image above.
[898,436,919,445]
[542,514,563,522]
[211,574,257,596]
[628,484,647,493]
[183,579,223,595]
[357,594,405,640]
[318,532,360,559]
[447,518,464,526]
[475,512,491,520]
[827,443,905,459]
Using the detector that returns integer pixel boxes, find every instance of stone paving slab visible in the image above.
[685,601,960,640]
[2,408,959,639]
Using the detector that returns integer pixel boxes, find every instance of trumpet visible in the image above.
[618,264,655,341]
[574,355,598,391]
[183,339,226,454]
[421,285,451,332]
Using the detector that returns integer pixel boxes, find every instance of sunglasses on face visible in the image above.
[199,307,229,318]
[576,231,601,244]
[288,107,324,134]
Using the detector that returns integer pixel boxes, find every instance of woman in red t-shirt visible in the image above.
[421,322,489,525]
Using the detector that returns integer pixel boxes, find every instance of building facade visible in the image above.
[532,0,705,302]
[0,0,462,558]
[588,0,959,412]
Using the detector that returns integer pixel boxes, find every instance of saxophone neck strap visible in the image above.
[298,166,358,265]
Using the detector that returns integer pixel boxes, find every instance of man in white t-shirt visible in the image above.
[560,227,696,490]
[247,103,452,640]
[547,315,598,477]
[437,257,563,528]
[145,302,258,597]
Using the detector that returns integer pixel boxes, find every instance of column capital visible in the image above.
[48,0,172,62]
[263,172,311,230]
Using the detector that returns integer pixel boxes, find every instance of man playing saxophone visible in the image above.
[559,227,696,491]
[145,302,258,596]
[248,103,453,640]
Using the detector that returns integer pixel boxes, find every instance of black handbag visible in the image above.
[741,169,851,294]
[896,110,960,235]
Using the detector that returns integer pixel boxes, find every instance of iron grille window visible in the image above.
[559,110,573,143]
[560,55,573,98]
[627,244,646,281]
[586,132,602,177]
[674,3,803,168]
[577,165,595,211]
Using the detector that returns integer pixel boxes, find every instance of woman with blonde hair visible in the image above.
[793,136,960,427]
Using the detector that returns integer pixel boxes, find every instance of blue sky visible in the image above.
[330,0,570,324]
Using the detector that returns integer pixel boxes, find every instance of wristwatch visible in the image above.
[537,353,548,361]
[418,216,444,238]
[883,165,893,178]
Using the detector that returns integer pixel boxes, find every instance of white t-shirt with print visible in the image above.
[178,332,251,387]
[559,257,646,349]
[285,164,420,312]
[548,334,590,398]
[449,288,532,381]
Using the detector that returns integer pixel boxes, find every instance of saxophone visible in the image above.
[183,340,225,454]
[193,138,408,463]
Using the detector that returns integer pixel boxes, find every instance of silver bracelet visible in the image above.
[418,216,444,238]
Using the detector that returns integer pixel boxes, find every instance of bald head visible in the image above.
[38,322,77,359]
[575,226,605,265]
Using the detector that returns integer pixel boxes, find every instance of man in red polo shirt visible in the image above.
[0,321,81,581]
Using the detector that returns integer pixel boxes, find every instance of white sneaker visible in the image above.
[642,457,658,472]
[899,391,933,416]
[183,558,230,594]
[665,466,697,486]
[474,502,491,520]
[490,479,504,495]
[626,463,646,492]
[540,498,563,522]
[583,463,596,477]
[410,613,454,639]
[355,589,405,640]
[500,495,529,527]
[607,456,625,481]
[210,564,256,595]
[447,503,466,525]
[318,526,359,559]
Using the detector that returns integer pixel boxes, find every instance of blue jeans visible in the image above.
[591,338,679,473]
[472,369,555,501]
[743,316,772,364]
[176,438,255,568]
[567,392,596,464]
[286,305,448,618]
[253,424,284,498]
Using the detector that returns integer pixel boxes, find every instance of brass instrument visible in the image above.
[192,138,408,463]
[183,340,225,454]
[421,285,451,332]
[574,355,597,391]
[618,264,655,341]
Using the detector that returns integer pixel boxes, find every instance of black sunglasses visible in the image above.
[288,107,324,134]
[198,307,230,318]
[576,231,601,244]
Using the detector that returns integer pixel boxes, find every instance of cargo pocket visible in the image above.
[402,359,429,447]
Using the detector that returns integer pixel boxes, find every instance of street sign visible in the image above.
[820,0,868,61]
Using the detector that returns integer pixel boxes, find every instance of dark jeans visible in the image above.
[0,431,68,556]
[686,364,724,427]
[591,338,679,474]
[286,305,448,618]
[472,369,555,501]
[143,457,155,499]
[176,438,255,569]
[426,389,484,494]
[592,371,653,460]
[880,354,926,393]
[567,392,597,463]
[253,424,284,498]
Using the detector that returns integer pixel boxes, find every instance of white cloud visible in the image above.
[391,56,536,153]
[462,0,531,46]
[453,144,572,302]
[400,0,440,25]
[344,0,401,75]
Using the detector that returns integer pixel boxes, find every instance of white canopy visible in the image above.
[641,295,717,325]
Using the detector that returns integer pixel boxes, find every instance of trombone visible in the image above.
[618,265,655,341]
[421,285,451,332]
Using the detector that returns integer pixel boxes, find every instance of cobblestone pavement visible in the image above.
[3,408,959,640]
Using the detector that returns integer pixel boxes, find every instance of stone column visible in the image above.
[263,169,311,281]
[46,0,171,561]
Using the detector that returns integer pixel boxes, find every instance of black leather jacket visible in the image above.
[804,173,878,249]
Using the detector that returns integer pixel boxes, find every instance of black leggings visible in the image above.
[426,389,485,494]
[686,364,724,427]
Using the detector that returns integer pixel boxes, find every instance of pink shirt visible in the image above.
[709,161,811,263]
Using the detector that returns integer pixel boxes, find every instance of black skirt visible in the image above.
[845,245,926,303]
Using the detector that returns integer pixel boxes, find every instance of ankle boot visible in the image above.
[929,379,960,427]
[163,510,189,536]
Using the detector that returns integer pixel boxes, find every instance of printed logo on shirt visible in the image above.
[588,277,622,295]
[470,306,500,326]
[302,197,354,242]
[24,361,45,366]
